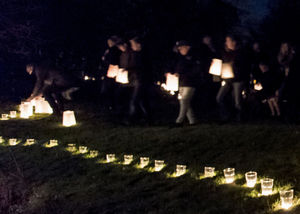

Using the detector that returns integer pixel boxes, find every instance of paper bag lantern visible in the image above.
[62,110,76,127]
[20,102,33,118]
[10,111,17,118]
[107,64,119,78]
[116,69,129,84]
[221,63,234,79]
[165,73,179,92]
[35,98,53,114]
[209,59,222,76]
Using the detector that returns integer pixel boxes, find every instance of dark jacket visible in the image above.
[31,64,75,97]
[174,54,199,87]
[222,49,249,82]
[258,70,281,99]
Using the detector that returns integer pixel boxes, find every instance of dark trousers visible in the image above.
[129,81,150,121]
[43,85,69,114]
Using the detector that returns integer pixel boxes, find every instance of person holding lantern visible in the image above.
[173,40,199,126]
[25,62,78,116]
[216,35,249,122]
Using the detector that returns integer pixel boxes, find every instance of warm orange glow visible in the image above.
[107,65,119,78]
[221,63,234,79]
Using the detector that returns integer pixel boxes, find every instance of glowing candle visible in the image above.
[62,111,76,127]
[261,178,273,196]
[140,157,150,168]
[223,168,235,183]
[176,165,187,177]
[204,167,215,178]
[1,114,9,120]
[115,69,129,84]
[154,160,164,172]
[124,155,133,165]
[9,138,17,146]
[106,154,116,163]
[245,171,257,187]
[10,111,17,118]
[67,144,77,152]
[280,189,294,210]
[25,139,35,146]
[89,150,99,158]
[79,146,88,154]
[0,136,3,143]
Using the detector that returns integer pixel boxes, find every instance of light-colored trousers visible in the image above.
[176,87,197,124]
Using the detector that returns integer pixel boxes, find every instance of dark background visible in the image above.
[0,0,299,100]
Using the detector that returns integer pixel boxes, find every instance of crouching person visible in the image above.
[174,41,198,126]
[25,63,79,116]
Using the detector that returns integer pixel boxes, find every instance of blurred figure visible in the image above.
[25,62,79,116]
[216,35,248,122]
[99,35,122,110]
[126,37,152,123]
[173,41,199,126]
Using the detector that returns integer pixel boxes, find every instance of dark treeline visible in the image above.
[0,0,299,102]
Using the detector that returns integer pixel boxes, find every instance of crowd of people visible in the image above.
[25,34,300,125]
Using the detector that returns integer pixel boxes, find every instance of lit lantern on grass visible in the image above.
[245,171,257,187]
[62,111,76,127]
[20,102,32,118]
[0,136,3,144]
[154,160,164,172]
[140,157,150,168]
[45,139,58,148]
[176,165,187,177]
[89,150,99,158]
[107,65,119,78]
[10,111,17,118]
[115,69,129,84]
[79,146,88,154]
[204,167,215,178]
[24,139,35,146]
[1,114,9,120]
[221,63,234,79]
[124,155,133,165]
[106,154,116,163]
[261,178,273,196]
[223,168,235,183]
[9,138,17,146]
[280,189,294,210]
[165,73,179,93]
[35,98,53,114]
[209,59,222,76]
[67,144,77,152]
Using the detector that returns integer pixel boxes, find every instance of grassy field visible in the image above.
[0,100,300,214]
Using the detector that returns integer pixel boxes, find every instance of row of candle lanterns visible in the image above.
[0,136,295,210]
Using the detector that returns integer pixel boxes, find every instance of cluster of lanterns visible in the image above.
[1,98,76,127]
[106,65,129,84]
[0,135,295,211]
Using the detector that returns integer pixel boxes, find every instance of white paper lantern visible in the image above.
[10,111,17,118]
[245,171,257,188]
[154,160,164,172]
[79,146,88,154]
[140,157,150,168]
[209,59,222,76]
[9,138,17,146]
[116,69,129,84]
[24,139,35,146]
[1,114,9,120]
[165,73,179,92]
[221,63,234,79]
[20,102,32,118]
[62,111,76,127]
[280,189,294,210]
[176,165,187,177]
[261,178,273,196]
[204,167,215,178]
[223,168,235,183]
[107,64,119,78]
[106,154,116,163]
[124,154,133,165]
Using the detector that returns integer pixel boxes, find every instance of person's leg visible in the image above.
[272,98,281,116]
[232,82,243,121]
[267,99,275,116]
[176,87,188,124]
[129,82,139,119]
[216,81,231,120]
[186,87,197,124]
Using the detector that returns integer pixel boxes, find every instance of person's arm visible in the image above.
[26,67,46,101]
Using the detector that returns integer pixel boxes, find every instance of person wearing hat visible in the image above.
[173,40,198,126]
